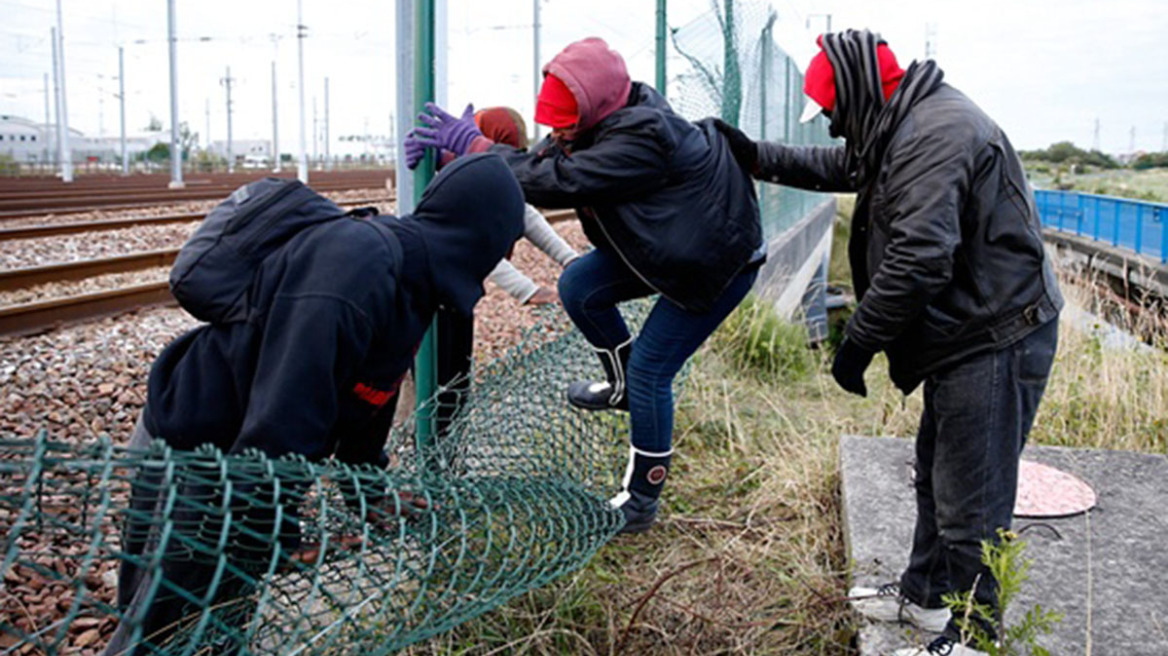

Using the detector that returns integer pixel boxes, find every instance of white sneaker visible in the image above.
[892,636,989,655]
[848,582,951,633]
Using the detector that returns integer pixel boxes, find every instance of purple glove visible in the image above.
[403,129,428,170]
[414,102,483,158]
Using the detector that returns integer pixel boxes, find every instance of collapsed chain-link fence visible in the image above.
[1,304,648,656]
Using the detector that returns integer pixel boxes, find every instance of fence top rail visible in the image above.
[1034,188,1168,211]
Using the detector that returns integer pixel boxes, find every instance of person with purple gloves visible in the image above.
[406,37,764,535]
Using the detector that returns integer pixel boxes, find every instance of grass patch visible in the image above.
[709,296,818,383]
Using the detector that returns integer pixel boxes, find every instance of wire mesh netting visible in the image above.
[1,304,647,655]
[669,0,835,238]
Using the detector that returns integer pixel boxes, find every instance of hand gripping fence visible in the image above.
[1,303,657,655]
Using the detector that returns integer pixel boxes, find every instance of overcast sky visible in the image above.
[1,0,1164,155]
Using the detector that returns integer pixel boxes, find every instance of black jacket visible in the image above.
[491,83,762,312]
[145,154,525,462]
[756,84,1063,392]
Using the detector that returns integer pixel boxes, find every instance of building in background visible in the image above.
[1,114,157,167]
[0,115,65,164]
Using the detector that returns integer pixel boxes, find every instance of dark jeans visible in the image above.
[558,248,758,453]
[899,318,1059,639]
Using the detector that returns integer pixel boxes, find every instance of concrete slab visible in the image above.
[840,435,1168,655]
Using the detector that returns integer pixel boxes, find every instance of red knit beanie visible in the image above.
[800,36,905,122]
[534,74,579,128]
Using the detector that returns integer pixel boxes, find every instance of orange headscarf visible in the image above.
[474,107,529,149]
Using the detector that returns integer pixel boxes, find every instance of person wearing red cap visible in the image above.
[716,29,1062,656]
[406,37,765,536]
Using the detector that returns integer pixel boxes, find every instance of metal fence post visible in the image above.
[1134,203,1143,255]
[1160,208,1167,264]
[1075,192,1083,235]
[1093,195,1101,241]
[1112,201,1120,246]
[655,0,667,96]
[413,0,438,453]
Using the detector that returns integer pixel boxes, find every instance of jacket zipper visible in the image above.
[232,181,307,254]
[588,207,687,309]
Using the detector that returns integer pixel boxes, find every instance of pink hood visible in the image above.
[542,37,632,132]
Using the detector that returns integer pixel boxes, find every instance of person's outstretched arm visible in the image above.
[522,204,579,267]
[712,118,855,192]
[488,259,540,304]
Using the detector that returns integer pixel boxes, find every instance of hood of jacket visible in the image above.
[395,153,525,316]
[543,37,632,132]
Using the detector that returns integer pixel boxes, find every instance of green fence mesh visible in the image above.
[669,0,835,238]
[1,305,645,655]
[1,3,839,654]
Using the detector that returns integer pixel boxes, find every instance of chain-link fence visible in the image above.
[1,304,643,655]
[669,0,835,238]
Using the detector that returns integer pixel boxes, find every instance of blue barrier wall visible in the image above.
[1035,190,1168,264]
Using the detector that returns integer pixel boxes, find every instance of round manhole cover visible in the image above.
[1014,459,1097,518]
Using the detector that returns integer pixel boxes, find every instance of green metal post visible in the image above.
[759,14,774,141]
[655,0,667,96]
[721,0,740,126]
[414,0,437,451]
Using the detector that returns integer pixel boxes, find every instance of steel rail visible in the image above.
[0,210,577,336]
[0,282,174,338]
[0,197,393,241]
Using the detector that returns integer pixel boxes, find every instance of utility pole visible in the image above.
[324,77,331,171]
[51,28,64,174]
[119,46,128,175]
[1092,117,1101,152]
[1130,126,1136,155]
[204,98,211,153]
[98,77,106,137]
[271,61,280,171]
[532,0,541,141]
[312,95,318,167]
[221,66,235,173]
[42,72,51,168]
[296,0,309,183]
[394,0,414,205]
[53,6,73,183]
[1162,122,1167,153]
[166,0,183,187]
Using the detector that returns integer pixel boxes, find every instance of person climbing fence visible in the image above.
[407,36,765,535]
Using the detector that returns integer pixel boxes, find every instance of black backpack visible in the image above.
[170,177,397,323]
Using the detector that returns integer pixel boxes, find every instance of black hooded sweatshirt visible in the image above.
[144,154,524,464]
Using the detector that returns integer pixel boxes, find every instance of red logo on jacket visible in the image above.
[352,381,396,408]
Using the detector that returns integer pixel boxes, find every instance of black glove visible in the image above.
[832,338,876,397]
[712,118,759,175]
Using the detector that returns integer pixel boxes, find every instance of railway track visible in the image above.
[0,209,578,337]
[0,197,392,241]
[0,184,391,219]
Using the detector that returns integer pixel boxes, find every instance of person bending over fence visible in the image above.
[103,154,524,656]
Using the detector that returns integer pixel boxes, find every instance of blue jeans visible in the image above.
[558,248,758,453]
[899,318,1059,639]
